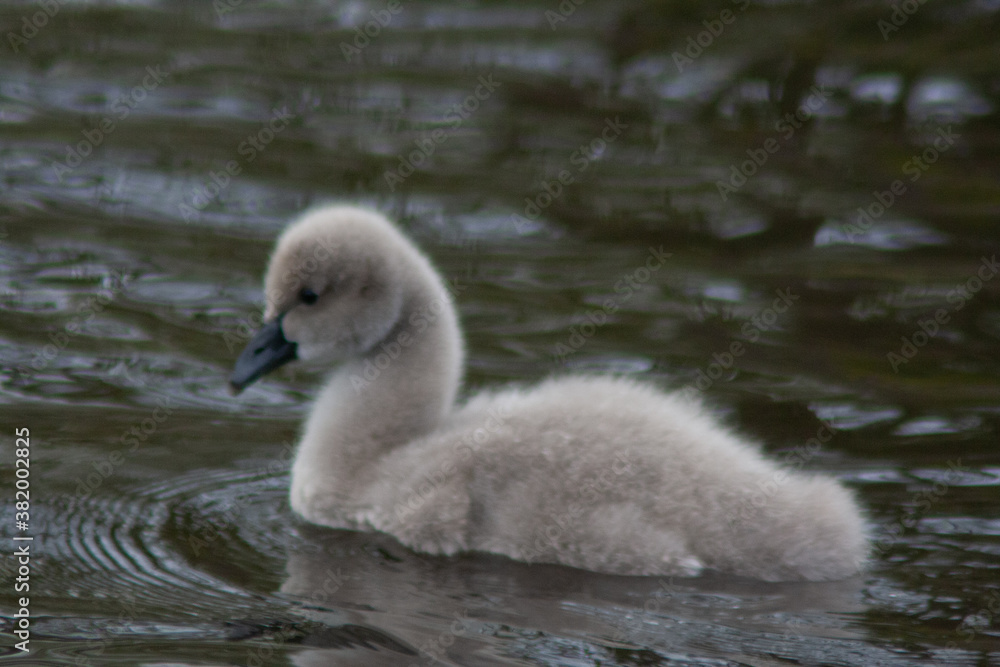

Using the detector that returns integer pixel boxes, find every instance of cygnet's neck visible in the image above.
[291,275,464,510]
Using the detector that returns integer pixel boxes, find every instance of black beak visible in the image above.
[229,317,298,395]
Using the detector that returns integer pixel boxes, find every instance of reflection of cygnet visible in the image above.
[230,205,868,581]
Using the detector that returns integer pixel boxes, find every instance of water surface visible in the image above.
[1,1,999,665]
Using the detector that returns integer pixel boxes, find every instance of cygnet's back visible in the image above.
[230,205,869,581]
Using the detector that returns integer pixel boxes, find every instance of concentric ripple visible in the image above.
[5,467,292,643]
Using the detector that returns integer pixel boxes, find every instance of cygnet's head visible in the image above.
[229,206,415,393]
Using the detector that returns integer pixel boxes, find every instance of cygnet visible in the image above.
[230,205,868,581]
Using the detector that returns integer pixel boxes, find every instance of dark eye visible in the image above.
[299,288,319,305]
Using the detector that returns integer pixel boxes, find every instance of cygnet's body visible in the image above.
[230,205,868,581]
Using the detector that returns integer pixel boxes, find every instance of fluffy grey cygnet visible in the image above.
[230,205,868,581]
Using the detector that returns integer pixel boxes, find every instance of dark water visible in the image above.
[1,0,999,665]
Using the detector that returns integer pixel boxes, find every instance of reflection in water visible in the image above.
[281,528,873,666]
[1,0,999,664]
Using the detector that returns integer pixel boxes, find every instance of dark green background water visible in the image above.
[1,0,999,665]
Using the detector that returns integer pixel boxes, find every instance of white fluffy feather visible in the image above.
[247,205,868,581]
